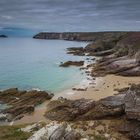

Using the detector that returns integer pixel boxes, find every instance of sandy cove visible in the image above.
[14,74,140,125]
[53,74,140,100]
[7,32,140,140]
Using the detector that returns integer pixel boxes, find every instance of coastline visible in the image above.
[13,57,94,125]
[1,31,140,139]
[53,74,140,100]
[13,74,140,125]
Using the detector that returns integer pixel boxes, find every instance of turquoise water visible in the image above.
[0,38,88,93]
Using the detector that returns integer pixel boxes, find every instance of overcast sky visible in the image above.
[0,0,140,32]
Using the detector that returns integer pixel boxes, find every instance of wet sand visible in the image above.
[14,74,140,125]
[53,75,140,100]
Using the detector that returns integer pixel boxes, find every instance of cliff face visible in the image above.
[33,32,126,41]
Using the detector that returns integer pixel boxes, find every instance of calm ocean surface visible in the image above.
[0,38,88,93]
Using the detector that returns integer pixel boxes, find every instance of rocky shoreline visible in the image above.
[32,31,140,140]
[0,31,140,140]
[59,61,84,67]
[43,84,140,140]
[64,32,140,77]
[0,88,53,123]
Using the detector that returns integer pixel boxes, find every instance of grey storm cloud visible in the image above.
[0,0,140,31]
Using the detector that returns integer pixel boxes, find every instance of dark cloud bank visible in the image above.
[0,0,140,33]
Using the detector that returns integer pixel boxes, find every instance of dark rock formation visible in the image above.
[45,98,95,121]
[72,87,87,91]
[0,88,53,121]
[67,47,85,56]
[45,95,125,121]
[0,35,7,38]
[59,61,84,67]
[89,33,140,77]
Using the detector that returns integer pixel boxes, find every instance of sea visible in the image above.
[0,37,89,93]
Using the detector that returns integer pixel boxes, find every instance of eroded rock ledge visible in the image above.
[66,32,140,77]
[0,88,53,122]
[59,61,84,67]
[45,84,140,139]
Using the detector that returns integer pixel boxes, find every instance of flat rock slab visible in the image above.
[0,88,53,121]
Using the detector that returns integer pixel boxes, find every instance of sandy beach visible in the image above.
[14,74,140,125]
[53,75,140,100]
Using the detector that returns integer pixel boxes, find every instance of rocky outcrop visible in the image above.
[91,56,140,77]
[45,95,125,121]
[62,32,140,76]
[89,33,140,77]
[27,122,82,140]
[0,88,53,122]
[135,51,140,64]
[59,61,84,67]
[67,47,85,56]
[45,98,95,121]
[0,35,7,38]
[45,84,140,139]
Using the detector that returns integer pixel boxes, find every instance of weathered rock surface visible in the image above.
[89,33,140,77]
[67,47,85,56]
[45,84,140,139]
[123,84,140,121]
[45,95,125,121]
[27,122,82,140]
[0,88,53,121]
[61,32,140,76]
[45,98,95,121]
[59,61,84,67]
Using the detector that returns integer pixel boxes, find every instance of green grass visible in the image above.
[0,125,32,140]
[94,135,107,140]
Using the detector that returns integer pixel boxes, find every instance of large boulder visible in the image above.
[28,122,82,140]
[59,61,84,67]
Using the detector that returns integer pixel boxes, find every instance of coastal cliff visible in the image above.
[33,32,126,41]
